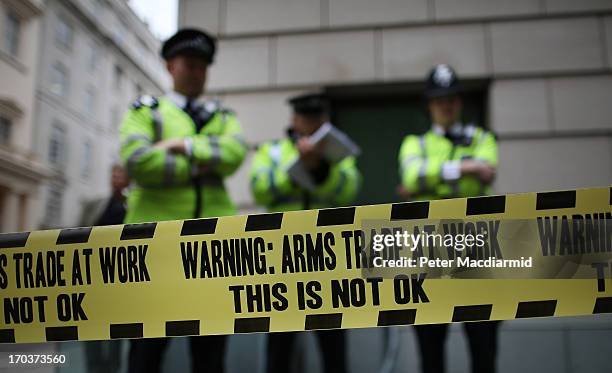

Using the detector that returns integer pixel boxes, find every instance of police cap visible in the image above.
[288,92,329,116]
[161,28,216,63]
[424,64,461,99]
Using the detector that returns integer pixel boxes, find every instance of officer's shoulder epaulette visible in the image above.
[470,123,497,138]
[468,124,498,141]
[130,95,159,110]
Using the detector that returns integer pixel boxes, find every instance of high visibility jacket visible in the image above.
[398,123,497,200]
[119,96,248,223]
[250,138,361,212]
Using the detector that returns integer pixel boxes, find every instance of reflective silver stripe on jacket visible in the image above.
[151,107,163,142]
[121,134,151,148]
[163,153,176,186]
[417,136,428,193]
[401,155,421,173]
[268,142,282,197]
[126,146,151,176]
[209,135,221,165]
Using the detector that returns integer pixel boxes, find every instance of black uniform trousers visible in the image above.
[415,321,499,373]
[128,335,226,373]
[267,330,346,373]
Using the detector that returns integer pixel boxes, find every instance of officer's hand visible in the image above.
[462,160,496,184]
[153,139,187,155]
[396,185,412,200]
[297,137,321,169]
[476,163,496,184]
[460,159,479,175]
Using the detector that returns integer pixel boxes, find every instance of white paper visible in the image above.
[288,123,360,191]
[287,160,316,191]
[309,122,361,163]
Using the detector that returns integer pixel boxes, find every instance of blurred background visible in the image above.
[0,0,611,372]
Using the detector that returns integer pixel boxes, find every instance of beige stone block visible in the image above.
[225,0,321,34]
[328,0,428,27]
[382,24,488,80]
[494,137,612,194]
[276,31,376,85]
[222,90,303,144]
[434,0,541,20]
[179,0,221,34]
[207,37,270,90]
[550,75,612,132]
[490,79,551,134]
[490,17,604,74]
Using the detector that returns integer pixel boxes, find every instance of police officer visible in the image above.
[249,93,361,373]
[120,28,248,373]
[397,64,499,373]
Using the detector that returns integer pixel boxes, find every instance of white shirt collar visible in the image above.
[432,122,462,136]
[165,91,188,109]
[166,91,205,109]
[165,91,220,113]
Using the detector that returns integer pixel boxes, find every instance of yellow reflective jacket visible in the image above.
[119,96,247,223]
[398,124,497,200]
[250,138,361,212]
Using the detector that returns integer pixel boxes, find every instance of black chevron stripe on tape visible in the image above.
[180,218,218,236]
[46,326,78,341]
[390,202,430,220]
[452,305,493,322]
[305,313,342,330]
[166,320,200,336]
[593,297,612,314]
[516,300,557,318]
[377,309,417,326]
[536,190,576,210]
[120,223,157,240]
[110,323,143,339]
[56,227,92,244]
[0,232,29,249]
[234,317,270,333]
[0,329,15,343]
[245,213,283,231]
[466,195,506,215]
[316,207,355,226]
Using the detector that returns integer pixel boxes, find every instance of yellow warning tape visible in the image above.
[0,186,610,344]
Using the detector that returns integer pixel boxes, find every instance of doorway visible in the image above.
[328,82,488,205]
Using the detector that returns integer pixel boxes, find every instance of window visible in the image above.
[84,87,96,114]
[136,43,146,63]
[81,141,92,178]
[55,15,74,49]
[48,124,66,166]
[44,185,63,227]
[87,43,98,71]
[0,116,11,145]
[51,62,69,97]
[110,106,119,131]
[4,11,20,57]
[113,17,128,44]
[93,0,104,16]
[113,65,123,89]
